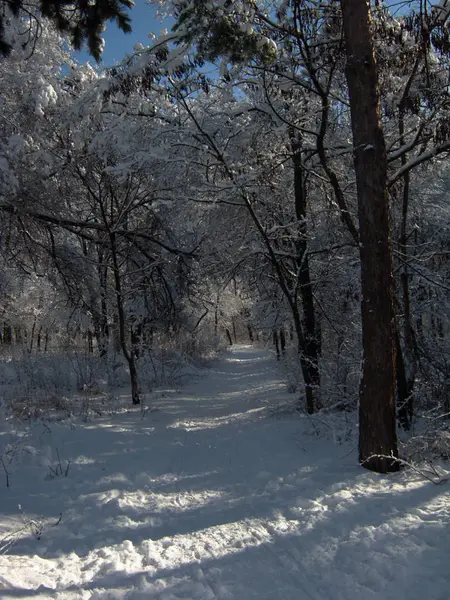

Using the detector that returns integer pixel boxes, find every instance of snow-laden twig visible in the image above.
[47,448,70,479]
[0,507,62,554]
[363,454,448,485]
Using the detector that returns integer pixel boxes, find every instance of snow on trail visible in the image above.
[0,345,449,599]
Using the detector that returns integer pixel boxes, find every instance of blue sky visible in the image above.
[75,2,174,67]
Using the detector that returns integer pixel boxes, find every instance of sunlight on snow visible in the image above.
[91,488,231,514]
[2,348,450,599]
[168,407,266,431]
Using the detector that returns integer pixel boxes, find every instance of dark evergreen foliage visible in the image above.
[0,0,133,60]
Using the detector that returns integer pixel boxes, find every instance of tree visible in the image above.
[1,0,447,441]
[340,0,399,473]
[0,0,133,60]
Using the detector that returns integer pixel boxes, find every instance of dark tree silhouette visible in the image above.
[0,0,133,60]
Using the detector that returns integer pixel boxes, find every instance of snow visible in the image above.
[1,345,450,599]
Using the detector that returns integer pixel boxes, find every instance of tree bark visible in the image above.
[341,0,399,473]
[396,331,413,429]
[110,232,140,405]
[396,103,417,430]
[291,304,315,414]
[3,324,12,345]
[279,327,286,356]
[273,329,280,361]
[96,249,110,357]
[291,133,321,411]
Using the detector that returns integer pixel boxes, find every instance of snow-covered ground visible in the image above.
[0,345,449,599]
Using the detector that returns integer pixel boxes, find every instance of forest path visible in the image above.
[0,345,449,599]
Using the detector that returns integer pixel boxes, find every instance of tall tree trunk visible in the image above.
[291,134,321,410]
[3,324,12,345]
[231,316,237,343]
[29,318,37,353]
[341,0,399,473]
[273,329,280,360]
[131,323,142,359]
[110,232,140,406]
[87,330,94,354]
[396,331,413,429]
[214,292,219,337]
[396,105,417,429]
[292,305,315,414]
[279,327,286,356]
[96,253,110,357]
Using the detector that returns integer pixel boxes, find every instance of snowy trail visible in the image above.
[1,345,450,599]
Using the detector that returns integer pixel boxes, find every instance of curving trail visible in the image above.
[0,345,449,599]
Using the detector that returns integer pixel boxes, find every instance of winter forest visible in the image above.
[0,1,449,598]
